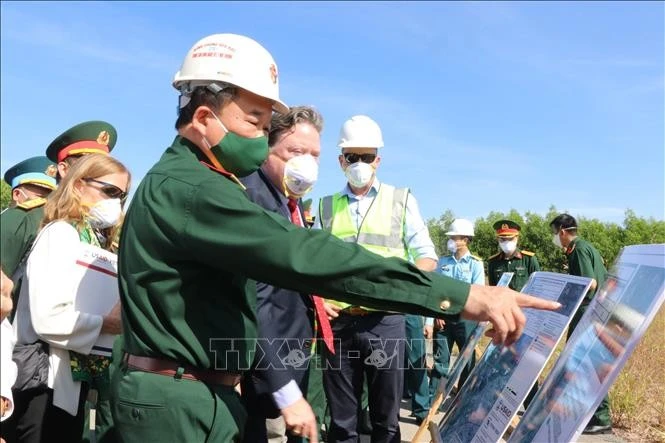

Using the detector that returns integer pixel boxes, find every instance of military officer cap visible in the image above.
[493,219,521,238]
[3,156,57,191]
[46,120,117,163]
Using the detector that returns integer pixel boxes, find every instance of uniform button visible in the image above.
[439,300,451,311]
[132,408,141,419]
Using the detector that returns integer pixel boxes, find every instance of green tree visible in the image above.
[1,180,11,211]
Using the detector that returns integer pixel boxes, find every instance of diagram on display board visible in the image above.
[508,244,665,443]
[436,272,592,443]
[411,272,516,443]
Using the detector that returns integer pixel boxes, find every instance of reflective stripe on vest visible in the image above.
[319,184,409,310]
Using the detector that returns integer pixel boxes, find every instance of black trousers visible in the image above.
[322,313,405,443]
[1,385,88,443]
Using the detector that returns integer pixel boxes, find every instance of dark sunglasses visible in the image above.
[343,153,377,164]
[83,178,128,202]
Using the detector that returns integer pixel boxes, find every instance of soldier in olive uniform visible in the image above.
[110,33,559,443]
[487,219,541,410]
[487,220,540,291]
[0,121,117,281]
[1,157,57,280]
[551,213,612,435]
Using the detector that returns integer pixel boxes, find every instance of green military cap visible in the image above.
[493,219,521,238]
[46,120,117,163]
[3,156,57,191]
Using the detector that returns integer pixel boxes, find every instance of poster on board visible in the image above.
[437,272,592,443]
[509,244,665,443]
[72,243,119,356]
[435,272,515,414]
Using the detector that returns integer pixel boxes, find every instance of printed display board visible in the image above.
[509,244,665,443]
[436,272,515,413]
[437,272,592,443]
[72,244,119,356]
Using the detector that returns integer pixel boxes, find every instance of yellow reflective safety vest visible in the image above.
[319,183,409,310]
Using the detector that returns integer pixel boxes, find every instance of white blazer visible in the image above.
[13,221,104,416]
[1,319,17,421]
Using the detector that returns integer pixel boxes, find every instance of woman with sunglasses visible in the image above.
[8,153,129,443]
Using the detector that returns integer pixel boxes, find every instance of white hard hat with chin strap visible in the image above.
[173,33,288,114]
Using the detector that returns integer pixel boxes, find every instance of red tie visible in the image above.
[287,198,335,354]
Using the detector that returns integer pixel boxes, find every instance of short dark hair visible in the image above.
[550,213,578,232]
[268,106,324,147]
[175,84,237,130]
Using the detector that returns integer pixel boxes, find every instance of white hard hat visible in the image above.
[446,219,475,237]
[337,115,384,148]
[173,33,288,114]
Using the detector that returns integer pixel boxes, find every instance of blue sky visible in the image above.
[1,1,663,224]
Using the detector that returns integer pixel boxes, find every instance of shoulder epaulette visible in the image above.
[489,252,501,260]
[470,254,483,262]
[520,250,535,256]
[17,197,46,211]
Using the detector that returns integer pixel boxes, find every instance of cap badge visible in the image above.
[97,130,110,146]
[45,164,58,177]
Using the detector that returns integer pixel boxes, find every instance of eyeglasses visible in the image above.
[83,178,128,202]
[343,153,377,164]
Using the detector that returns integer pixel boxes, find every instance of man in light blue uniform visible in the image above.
[430,219,485,400]
[315,115,437,440]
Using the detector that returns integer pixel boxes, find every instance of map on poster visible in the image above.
[436,272,515,414]
[437,272,592,443]
[72,243,119,356]
[509,244,665,443]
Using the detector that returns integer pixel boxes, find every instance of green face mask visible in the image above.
[206,113,269,177]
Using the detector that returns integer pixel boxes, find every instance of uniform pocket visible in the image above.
[114,400,177,441]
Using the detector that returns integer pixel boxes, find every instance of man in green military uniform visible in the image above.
[1,156,57,280]
[487,219,541,410]
[487,220,540,291]
[110,33,560,443]
[550,213,612,435]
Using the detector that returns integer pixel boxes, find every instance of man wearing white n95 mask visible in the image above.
[315,115,438,441]
[240,106,325,443]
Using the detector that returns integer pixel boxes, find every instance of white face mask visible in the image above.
[344,162,375,188]
[499,239,517,255]
[88,198,123,229]
[283,154,318,198]
[447,239,458,254]
[552,233,563,248]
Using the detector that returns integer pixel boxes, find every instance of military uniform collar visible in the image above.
[341,178,380,200]
[502,249,522,260]
[174,136,244,187]
[451,251,472,263]
[566,237,578,255]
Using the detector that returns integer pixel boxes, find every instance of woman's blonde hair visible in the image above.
[42,153,131,250]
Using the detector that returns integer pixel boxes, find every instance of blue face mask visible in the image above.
[205,113,269,177]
